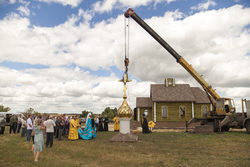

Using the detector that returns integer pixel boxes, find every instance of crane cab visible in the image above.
[215,98,236,116]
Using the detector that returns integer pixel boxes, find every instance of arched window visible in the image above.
[161,106,168,118]
[202,105,208,117]
[179,105,186,119]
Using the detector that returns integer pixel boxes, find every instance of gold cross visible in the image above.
[123,85,127,98]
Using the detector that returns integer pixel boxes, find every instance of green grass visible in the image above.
[0,126,249,167]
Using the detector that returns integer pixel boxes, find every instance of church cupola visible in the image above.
[165,78,175,87]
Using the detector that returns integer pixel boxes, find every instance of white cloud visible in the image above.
[0,0,28,6]
[17,1,30,16]
[0,0,16,4]
[0,3,250,114]
[92,0,118,13]
[92,0,178,13]
[36,0,83,7]
[0,65,127,113]
[191,0,217,11]
[9,0,16,4]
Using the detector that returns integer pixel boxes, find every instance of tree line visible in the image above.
[0,105,10,112]
[1,105,118,119]
[79,107,117,119]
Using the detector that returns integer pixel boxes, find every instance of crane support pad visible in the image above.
[192,125,214,134]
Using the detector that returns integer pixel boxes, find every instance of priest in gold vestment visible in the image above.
[68,116,79,140]
[113,115,120,132]
[75,115,80,126]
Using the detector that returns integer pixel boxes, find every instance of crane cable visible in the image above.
[124,17,130,101]
[124,16,126,61]
[124,17,130,75]
[124,17,130,60]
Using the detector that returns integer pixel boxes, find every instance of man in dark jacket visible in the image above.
[103,115,109,131]
[13,115,18,133]
[98,115,103,132]
[141,114,150,133]
[58,117,65,141]
[9,115,15,134]
[0,116,6,134]
[55,117,60,138]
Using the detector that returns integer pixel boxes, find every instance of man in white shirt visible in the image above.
[26,115,33,142]
[95,115,99,132]
[44,115,56,148]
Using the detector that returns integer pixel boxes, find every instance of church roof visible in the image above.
[136,97,152,108]
[136,83,215,108]
[191,87,216,104]
[151,84,196,102]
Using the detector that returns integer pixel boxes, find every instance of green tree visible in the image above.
[0,105,11,112]
[104,107,111,114]
[101,111,107,117]
[33,111,40,116]
[24,108,35,114]
[80,110,93,118]
[107,110,114,119]
[102,107,117,118]
[112,108,117,116]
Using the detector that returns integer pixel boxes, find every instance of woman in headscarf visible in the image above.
[78,113,96,140]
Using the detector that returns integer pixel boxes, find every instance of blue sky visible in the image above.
[0,0,250,114]
[1,0,248,27]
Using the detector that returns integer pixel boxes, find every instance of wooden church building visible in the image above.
[135,78,215,122]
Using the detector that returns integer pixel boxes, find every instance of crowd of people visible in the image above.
[0,113,120,162]
[0,113,155,163]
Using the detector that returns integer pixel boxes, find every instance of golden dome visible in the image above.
[117,99,132,118]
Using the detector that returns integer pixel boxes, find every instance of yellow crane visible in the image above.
[124,8,250,133]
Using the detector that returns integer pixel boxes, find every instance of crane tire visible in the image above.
[246,121,250,134]
[221,126,230,132]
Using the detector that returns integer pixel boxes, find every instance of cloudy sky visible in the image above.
[0,0,250,114]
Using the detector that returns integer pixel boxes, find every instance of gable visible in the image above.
[136,97,152,108]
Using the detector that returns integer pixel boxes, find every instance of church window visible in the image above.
[169,79,172,85]
[144,110,149,117]
[179,105,186,119]
[202,105,208,117]
[161,106,168,118]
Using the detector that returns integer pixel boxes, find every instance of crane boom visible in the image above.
[124,8,220,105]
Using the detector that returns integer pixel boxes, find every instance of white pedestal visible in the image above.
[119,118,131,134]
[110,117,138,142]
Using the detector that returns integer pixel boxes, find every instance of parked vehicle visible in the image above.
[0,113,5,122]
[108,118,114,123]
[102,118,114,123]
[79,118,86,123]
[0,113,13,126]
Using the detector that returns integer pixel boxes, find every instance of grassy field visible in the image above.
[0,126,249,167]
